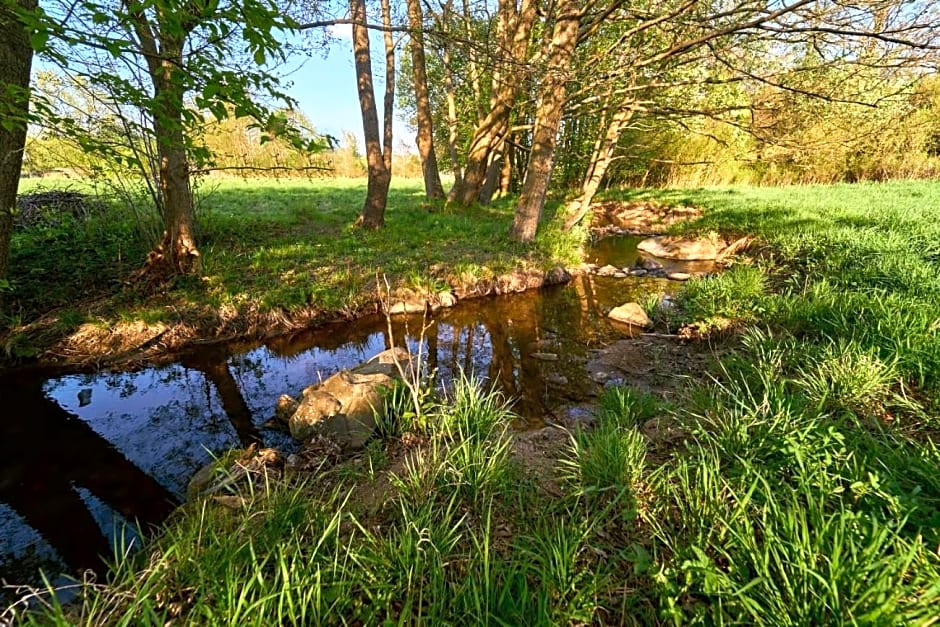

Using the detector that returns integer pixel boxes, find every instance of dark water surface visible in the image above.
[0,236,703,594]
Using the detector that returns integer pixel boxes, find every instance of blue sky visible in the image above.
[280,26,413,153]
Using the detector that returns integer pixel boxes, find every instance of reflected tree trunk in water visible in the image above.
[0,378,177,573]
[193,360,262,446]
[514,296,546,416]
[462,326,476,374]
[487,319,519,401]
[426,322,439,380]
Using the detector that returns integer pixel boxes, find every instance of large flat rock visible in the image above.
[608,302,652,328]
[637,235,725,260]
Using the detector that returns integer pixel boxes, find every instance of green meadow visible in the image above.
[7,179,940,624]
[3,178,582,360]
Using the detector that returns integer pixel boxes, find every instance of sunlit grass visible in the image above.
[4,177,584,356]
[8,179,940,623]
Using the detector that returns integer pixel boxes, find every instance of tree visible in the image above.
[400,0,938,239]
[405,0,445,199]
[555,0,940,228]
[0,0,35,285]
[510,0,580,242]
[29,0,306,279]
[350,0,394,228]
[449,0,538,207]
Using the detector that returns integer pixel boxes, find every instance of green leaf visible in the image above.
[30,30,49,51]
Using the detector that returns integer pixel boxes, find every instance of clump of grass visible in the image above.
[794,340,911,418]
[598,386,663,428]
[677,264,768,323]
[562,422,647,511]
[432,376,515,506]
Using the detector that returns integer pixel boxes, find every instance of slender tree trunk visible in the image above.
[511,0,580,242]
[499,141,514,196]
[0,0,36,285]
[443,46,462,196]
[452,0,537,206]
[440,0,463,200]
[406,0,445,199]
[479,153,503,205]
[463,0,485,125]
[351,0,390,228]
[148,67,199,275]
[148,73,199,276]
[563,105,634,231]
[381,0,394,176]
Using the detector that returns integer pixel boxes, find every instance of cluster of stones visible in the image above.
[583,259,701,282]
[384,267,573,316]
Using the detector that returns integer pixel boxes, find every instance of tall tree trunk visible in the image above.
[149,71,199,275]
[406,0,445,199]
[478,153,503,205]
[451,0,537,206]
[0,0,36,285]
[351,0,390,229]
[511,0,580,243]
[381,0,394,175]
[441,1,463,201]
[563,105,634,231]
[131,16,199,278]
[498,141,514,196]
[463,0,485,125]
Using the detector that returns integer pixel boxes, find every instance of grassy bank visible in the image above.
[3,178,582,363]
[8,180,940,624]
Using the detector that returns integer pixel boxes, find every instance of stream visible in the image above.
[0,236,711,596]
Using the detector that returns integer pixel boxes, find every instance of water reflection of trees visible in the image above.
[3,276,651,579]
[0,377,177,574]
[179,350,261,446]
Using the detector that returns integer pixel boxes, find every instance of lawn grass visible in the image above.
[3,178,583,361]
[6,180,940,624]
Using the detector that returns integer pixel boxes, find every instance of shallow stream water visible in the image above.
[0,235,709,595]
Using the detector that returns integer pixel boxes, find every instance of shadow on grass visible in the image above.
[3,179,583,363]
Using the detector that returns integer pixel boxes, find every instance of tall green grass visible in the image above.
[10,181,940,624]
[595,181,940,624]
[11,378,607,625]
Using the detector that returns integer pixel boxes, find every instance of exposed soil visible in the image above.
[512,333,726,490]
[583,334,718,397]
[2,265,579,372]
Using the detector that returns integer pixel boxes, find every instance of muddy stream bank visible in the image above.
[0,235,715,597]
